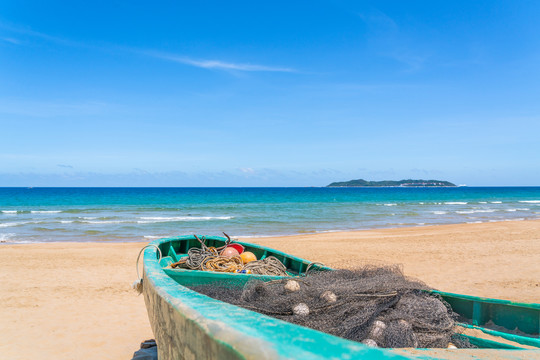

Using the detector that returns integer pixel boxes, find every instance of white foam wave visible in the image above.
[479,202,487,204]
[490,201,502,204]
[234,234,282,239]
[139,216,234,223]
[444,202,468,205]
[456,209,496,214]
[383,203,397,206]
[0,238,34,244]
[1,210,18,214]
[0,233,16,242]
[85,220,128,224]
[519,200,540,204]
[433,211,447,215]
[60,220,74,224]
[0,222,24,228]
[467,221,483,224]
[143,235,162,239]
[31,210,62,214]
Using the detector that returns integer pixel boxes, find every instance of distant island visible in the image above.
[327,179,457,187]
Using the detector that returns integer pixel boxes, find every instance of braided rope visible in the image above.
[168,236,291,277]
[171,247,219,269]
[243,256,289,276]
[201,255,244,272]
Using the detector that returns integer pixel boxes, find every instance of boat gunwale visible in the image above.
[143,235,540,358]
[143,235,407,359]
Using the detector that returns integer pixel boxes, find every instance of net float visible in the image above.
[293,303,309,316]
[226,243,244,254]
[284,280,300,292]
[320,290,337,303]
[240,251,257,264]
[220,247,240,258]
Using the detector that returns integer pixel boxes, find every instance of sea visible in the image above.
[1,187,540,244]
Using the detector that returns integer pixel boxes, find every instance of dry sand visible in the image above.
[1,220,539,359]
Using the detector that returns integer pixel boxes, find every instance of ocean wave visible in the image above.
[456,209,496,214]
[1,210,18,214]
[143,235,163,239]
[0,239,34,244]
[490,201,502,204]
[432,211,447,215]
[0,222,25,228]
[519,200,540,204]
[138,216,234,223]
[383,203,397,206]
[31,210,62,214]
[478,202,487,204]
[505,208,529,212]
[444,202,467,205]
[32,227,69,232]
[0,233,16,242]
[75,216,234,225]
[62,209,96,214]
[83,220,130,224]
[467,221,483,224]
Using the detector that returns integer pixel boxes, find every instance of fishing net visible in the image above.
[189,265,473,348]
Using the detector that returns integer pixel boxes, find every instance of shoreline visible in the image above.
[1,219,539,359]
[2,217,539,245]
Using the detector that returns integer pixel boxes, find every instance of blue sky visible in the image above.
[1,1,539,186]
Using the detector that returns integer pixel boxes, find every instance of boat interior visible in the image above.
[149,235,540,353]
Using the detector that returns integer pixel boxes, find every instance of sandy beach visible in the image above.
[1,220,539,359]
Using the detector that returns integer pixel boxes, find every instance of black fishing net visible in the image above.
[190,265,474,348]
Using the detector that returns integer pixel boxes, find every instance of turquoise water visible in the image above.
[1,187,539,243]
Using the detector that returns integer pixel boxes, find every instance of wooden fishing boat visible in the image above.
[141,235,540,359]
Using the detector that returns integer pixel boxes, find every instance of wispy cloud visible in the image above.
[141,51,295,73]
[57,164,74,169]
[1,37,21,45]
[1,21,295,73]
[238,167,255,174]
[0,22,81,47]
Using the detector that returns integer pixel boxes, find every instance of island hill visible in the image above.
[327,179,457,187]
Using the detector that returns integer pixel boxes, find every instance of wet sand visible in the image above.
[1,220,539,359]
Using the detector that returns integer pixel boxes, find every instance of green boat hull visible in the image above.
[143,235,540,359]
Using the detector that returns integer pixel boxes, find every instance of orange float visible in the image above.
[240,251,257,264]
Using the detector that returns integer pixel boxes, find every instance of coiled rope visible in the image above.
[201,255,244,272]
[171,247,219,269]
[169,234,292,276]
[244,256,289,276]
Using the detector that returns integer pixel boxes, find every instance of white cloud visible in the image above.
[238,168,255,174]
[1,21,296,73]
[143,51,295,73]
